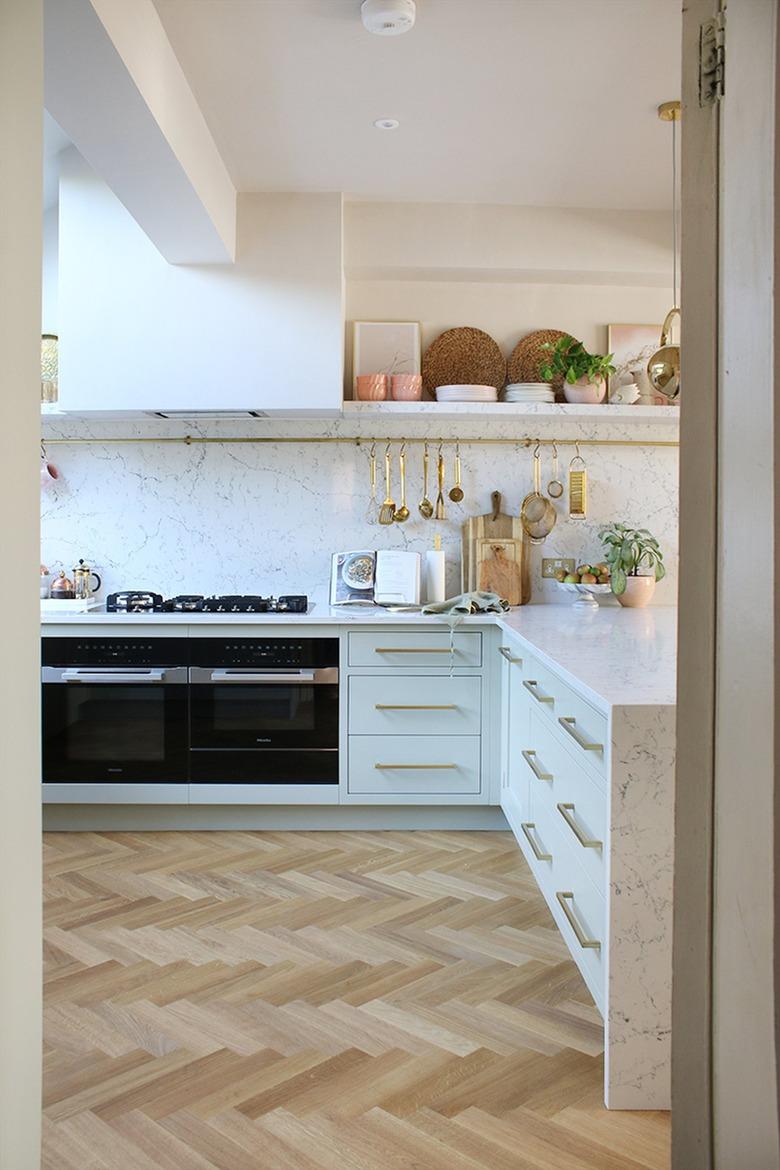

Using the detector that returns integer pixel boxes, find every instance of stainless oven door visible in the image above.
[42,666,189,783]
[189,667,339,784]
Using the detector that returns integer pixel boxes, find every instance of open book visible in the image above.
[330,550,421,607]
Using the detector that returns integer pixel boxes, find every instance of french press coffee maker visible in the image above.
[72,559,102,601]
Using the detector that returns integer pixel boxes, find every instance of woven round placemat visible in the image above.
[507,329,574,401]
[422,327,506,395]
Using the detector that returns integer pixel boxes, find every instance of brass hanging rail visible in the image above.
[42,434,678,449]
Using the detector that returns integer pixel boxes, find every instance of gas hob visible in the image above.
[105,592,309,614]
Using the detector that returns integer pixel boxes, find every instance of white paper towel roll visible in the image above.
[424,549,446,604]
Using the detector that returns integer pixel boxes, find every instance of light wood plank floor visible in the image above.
[43,830,670,1169]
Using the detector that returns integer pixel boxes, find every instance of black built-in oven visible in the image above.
[42,638,189,783]
[188,637,339,784]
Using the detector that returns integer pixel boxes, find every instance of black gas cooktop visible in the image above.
[105,592,309,614]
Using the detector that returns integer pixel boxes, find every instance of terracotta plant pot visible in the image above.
[563,375,607,405]
[615,575,656,608]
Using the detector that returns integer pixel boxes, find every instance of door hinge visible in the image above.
[699,10,725,106]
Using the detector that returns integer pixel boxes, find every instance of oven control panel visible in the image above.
[42,638,189,667]
[190,638,339,669]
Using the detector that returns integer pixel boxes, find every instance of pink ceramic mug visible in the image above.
[391,374,423,401]
[355,374,388,401]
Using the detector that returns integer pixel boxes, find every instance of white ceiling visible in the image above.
[154,0,681,210]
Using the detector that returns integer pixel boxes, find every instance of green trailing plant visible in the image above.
[539,335,616,386]
[599,523,666,595]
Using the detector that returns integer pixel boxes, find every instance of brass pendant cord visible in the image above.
[42,434,678,449]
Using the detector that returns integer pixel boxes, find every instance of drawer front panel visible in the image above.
[530,793,606,1008]
[348,735,481,794]
[349,675,481,736]
[348,631,482,668]
[527,708,606,891]
[521,658,608,786]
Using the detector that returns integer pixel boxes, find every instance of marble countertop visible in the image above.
[42,603,677,712]
[497,605,677,709]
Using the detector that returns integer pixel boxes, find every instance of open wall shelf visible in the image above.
[342,400,680,425]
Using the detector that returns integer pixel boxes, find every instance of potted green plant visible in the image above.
[599,523,666,608]
[540,335,616,404]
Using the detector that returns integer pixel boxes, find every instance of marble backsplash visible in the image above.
[40,414,679,606]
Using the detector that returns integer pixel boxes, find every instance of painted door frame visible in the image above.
[674,0,780,1166]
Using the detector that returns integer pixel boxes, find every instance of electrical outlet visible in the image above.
[541,557,575,579]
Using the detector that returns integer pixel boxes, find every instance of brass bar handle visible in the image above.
[556,891,601,951]
[523,680,553,704]
[521,749,552,782]
[556,802,602,849]
[558,716,603,753]
[375,647,452,654]
[375,704,457,710]
[521,822,552,862]
[375,763,457,770]
[498,646,522,664]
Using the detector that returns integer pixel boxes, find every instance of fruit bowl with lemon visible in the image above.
[554,562,612,611]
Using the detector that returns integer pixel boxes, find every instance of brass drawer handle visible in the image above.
[556,802,602,849]
[521,822,552,862]
[375,763,457,770]
[374,704,457,710]
[375,647,452,654]
[523,680,553,704]
[558,716,603,753]
[498,646,522,664]
[556,891,601,951]
[521,749,552,782]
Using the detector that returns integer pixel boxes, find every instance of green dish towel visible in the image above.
[422,591,509,617]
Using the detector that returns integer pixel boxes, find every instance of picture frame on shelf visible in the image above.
[607,323,662,393]
[352,321,421,395]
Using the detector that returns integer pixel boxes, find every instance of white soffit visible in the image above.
[45,0,236,263]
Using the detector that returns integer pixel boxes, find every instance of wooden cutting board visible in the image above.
[461,491,529,606]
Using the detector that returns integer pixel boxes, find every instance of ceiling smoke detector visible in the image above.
[361,0,416,36]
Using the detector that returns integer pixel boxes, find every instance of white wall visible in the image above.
[345,202,673,283]
[42,203,57,333]
[344,201,674,393]
[57,151,344,414]
[0,1,43,1166]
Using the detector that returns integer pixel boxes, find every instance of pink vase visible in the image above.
[616,576,656,608]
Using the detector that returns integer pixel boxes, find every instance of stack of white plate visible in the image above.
[436,384,498,402]
[503,382,555,403]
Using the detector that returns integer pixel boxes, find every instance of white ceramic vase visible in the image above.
[563,375,607,405]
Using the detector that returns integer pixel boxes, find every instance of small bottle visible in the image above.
[425,535,446,604]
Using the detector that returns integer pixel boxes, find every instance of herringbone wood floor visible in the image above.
[43,830,670,1169]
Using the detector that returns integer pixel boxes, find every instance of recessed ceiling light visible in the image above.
[374,118,400,130]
